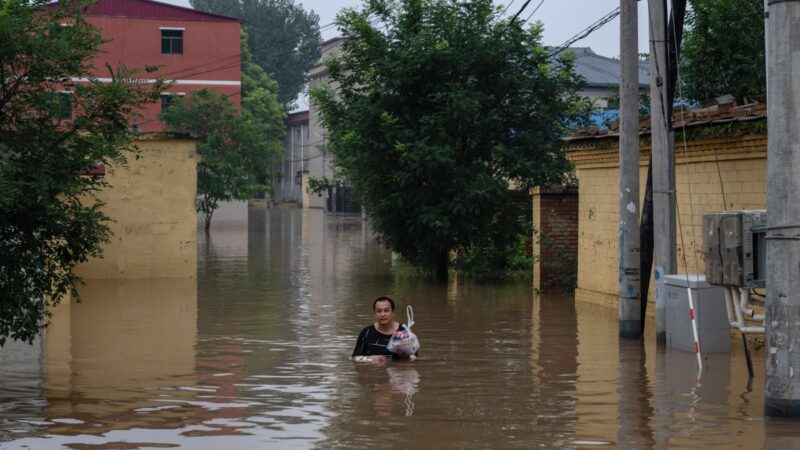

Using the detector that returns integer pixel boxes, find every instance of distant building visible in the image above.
[272,110,310,204]
[564,47,650,107]
[303,37,345,211]
[54,0,242,132]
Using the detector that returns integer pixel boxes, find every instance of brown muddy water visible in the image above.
[1,208,799,449]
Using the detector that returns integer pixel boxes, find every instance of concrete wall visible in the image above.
[77,134,198,279]
[532,186,579,294]
[566,132,767,310]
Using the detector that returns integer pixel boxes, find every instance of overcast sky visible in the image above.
[162,0,652,58]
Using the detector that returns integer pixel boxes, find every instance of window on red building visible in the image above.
[160,93,184,112]
[52,92,73,120]
[160,94,172,111]
[161,28,183,54]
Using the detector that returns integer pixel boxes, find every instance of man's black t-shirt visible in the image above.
[352,324,410,360]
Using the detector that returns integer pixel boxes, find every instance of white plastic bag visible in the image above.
[387,305,420,355]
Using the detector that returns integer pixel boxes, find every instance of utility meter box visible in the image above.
[702,210,766,288]
[664,274,730,353]
[703,214,723,285]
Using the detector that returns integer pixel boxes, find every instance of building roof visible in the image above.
[320,36,345,47]
[568,99,767,140]
[285,110,309,126]
[565,47,649,88]
[49,0,243,23]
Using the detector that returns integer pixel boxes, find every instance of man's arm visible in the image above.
[351,327,368,358]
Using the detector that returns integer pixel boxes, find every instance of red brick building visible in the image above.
[61,0,243,131]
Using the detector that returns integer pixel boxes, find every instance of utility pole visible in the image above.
[639,0,687,333]
[649,0,675,342]
[619,0,641,338]
[764,0,800,419]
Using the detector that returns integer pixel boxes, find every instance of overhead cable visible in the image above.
[547,6,621,59]
[502,0,533,32]
[522,0,547,25]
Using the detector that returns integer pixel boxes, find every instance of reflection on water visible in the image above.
[0,208,799,448]
[387,365,420,416]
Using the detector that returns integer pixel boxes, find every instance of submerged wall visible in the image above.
[566,130,767,310]
[77,134,198,279]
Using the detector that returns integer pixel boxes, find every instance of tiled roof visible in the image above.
[563,47,649,88]
[570,98,767,139]
[48,0,243,23]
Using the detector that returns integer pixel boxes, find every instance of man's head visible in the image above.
[373,296,396,311]
[373,296,396,327]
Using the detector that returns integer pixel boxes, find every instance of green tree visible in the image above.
[161,32,285,231]
[599,85,650,126]
[0,0,164,345]
[190,0,321,108]
[312,0,590,280]
[240,30,286,168]
[681,0,765,103]
[161,89,245,231]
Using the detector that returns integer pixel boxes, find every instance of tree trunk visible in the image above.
[203,210,214,233]
[434,250,449,283]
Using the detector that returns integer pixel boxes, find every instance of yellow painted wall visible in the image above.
[567,133,767,310]
[77,134,198,279]
[44,279,198,429]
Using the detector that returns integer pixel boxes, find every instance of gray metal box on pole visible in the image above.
[702,210,767,289]
[664,274,730,353]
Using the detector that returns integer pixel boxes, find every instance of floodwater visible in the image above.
[1,208,799,449]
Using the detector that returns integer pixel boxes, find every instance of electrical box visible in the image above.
[702,210,766,288]
[720,212,744,286]
[664,274,730,352]
[703,214,723,285]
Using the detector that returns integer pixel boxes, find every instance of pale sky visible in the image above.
[161,0,653,58]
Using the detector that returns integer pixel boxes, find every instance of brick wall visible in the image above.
[532,186,579,294]
[565,131,767,310]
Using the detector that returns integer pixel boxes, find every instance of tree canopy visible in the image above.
[190,0,321,108]
[681,0,765,103]
[0,0,164,344]
[161,31,285,231]
[312,0,590,280]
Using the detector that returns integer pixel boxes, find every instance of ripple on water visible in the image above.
[0,209,794,448]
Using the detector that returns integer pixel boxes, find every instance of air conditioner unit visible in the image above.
[702,210,766,288]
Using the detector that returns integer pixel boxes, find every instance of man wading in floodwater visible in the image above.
[352,296,417,363]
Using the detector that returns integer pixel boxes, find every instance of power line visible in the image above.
[281,152,324,164]
[156,20,338,80]
[503,0,533,32]
[522,0,546,25]
[151,39,326,88]
[133,89,242,128]
[547,6,621,59]
[501,0,517,16]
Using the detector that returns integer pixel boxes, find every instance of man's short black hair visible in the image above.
[373,296,396,311]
